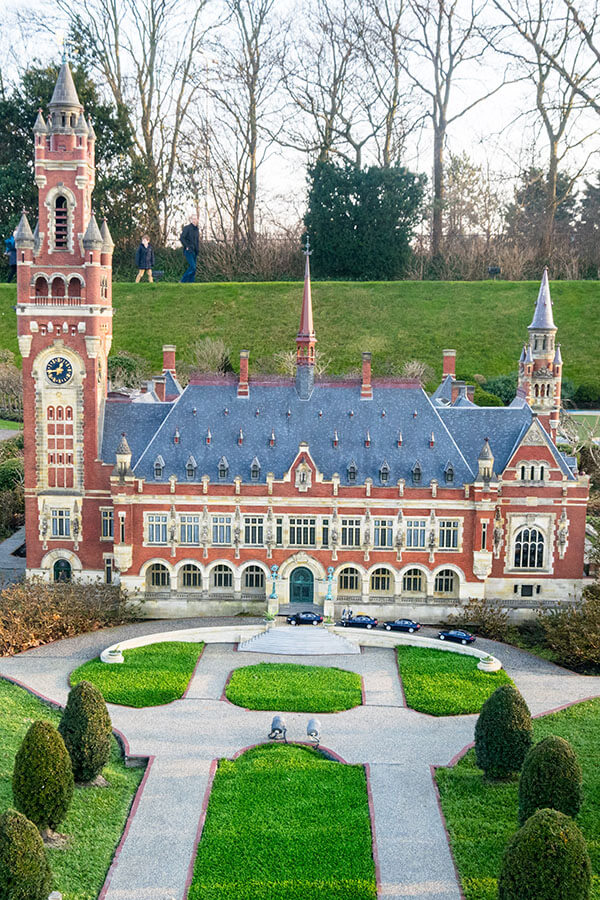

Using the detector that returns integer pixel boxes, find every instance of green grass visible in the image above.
[2,280,600,390]
[188,743,376,900]
[225,662,363,712]
[436,698,600,900]
[396,646,512,716]
[0,677,143,900]
[0,419,22,430]
[70,641,204,707]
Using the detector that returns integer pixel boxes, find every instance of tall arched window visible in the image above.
[434,569,456,596]
[147,563,170,589]
[244,565,265,590]
[338,567,360,593]
[370,568,392,593]
[402,568,425,594]
[55,195,68,249]
[514,528,544,569]
[213,564,233,589]
[35,277,48,298]
[68,278,81,299]
[180,564,202,588]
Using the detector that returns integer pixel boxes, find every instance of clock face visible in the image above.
[46,357,73,385]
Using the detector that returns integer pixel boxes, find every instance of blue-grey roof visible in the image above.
[437,405,533,474]
[101,401,171,467]
[529,269,556,330]
[164,370,182,398]
[431,374,453,404]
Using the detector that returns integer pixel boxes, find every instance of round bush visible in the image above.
[519,736,583,825]
[498,808,591,900]
[474,684,533,779]
[0,808,51,900]
[12,720,74,833]
[59,680,112,783]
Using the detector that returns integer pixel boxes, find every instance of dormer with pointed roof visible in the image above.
[296,236,317,399]
[14,212,34,249]
[477,437,494,481]
[82,213,103,250]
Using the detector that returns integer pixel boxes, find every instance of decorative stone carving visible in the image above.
[557,509,569,559]
[17,335,32,358]
[295,462,312,492]
[114,544,133,572]
[493,506,503,559]
[473,550,493,580]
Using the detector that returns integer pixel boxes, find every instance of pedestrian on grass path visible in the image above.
[135,234,155,283]
[180,214,199,283]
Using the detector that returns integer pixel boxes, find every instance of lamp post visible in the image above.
[323,565,335,620]
[267,564,279,617]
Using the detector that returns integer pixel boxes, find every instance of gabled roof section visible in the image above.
[529,268,556,331]
[505,416,575,479]
[101,400,172,469]
[164,369,183,399]
[431,373,454,404]
[438,404,532,475]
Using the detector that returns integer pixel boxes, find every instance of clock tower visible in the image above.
[16,61,114,581]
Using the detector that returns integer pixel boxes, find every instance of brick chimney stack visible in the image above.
[154,375,166,402]
[443,349,456,379]
[162,344,176,375]
[361,352,373,400]
[238,350,249,398]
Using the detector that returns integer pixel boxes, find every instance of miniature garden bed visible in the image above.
[396,646,512,716]
[435,698,600,900]
[188,743,377,900]
[225,662,363,712]
[0,676,144,900]
[70,641,205,707]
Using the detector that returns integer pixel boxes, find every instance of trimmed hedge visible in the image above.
[12,721,74,832]
[498,808,591,900]
[59,680,112,783]
[475,684,533,779]
[518,735,583,825]
[0,809,51,900]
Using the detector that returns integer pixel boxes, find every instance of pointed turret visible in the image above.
[49,62,82,112]
[296,236,317,399]
[32,221,41,256]
[529,267,556,331]
[75,111,88,135]
[477,437,494,481]
[114,433,133,479]
[14,212,34,249]
[100,218,114,254]
[553,343,562,367]
[33,109,47,134]
[82,212,103,250]
[87,117,96,141]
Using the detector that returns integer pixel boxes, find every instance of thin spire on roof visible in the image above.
[529,267,556,331]
[49,61,82,111]
[297,235,316,347]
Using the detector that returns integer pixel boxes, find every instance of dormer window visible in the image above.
[444,462,454,484]
[412,461,422,484]
[250,457,261,481]
[347,461,357,483]
[218,456,229,480]
[154,455,165,479]
[379,461,390,484]
[55,195,68,249]
[186,455,197,479]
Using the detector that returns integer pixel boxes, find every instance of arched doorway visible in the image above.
[290,567,314,604]
[53,559,72,583]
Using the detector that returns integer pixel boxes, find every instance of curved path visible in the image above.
[0,620,598,900]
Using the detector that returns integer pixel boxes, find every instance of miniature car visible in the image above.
[383,618,421,633]
[286,611,324,626]
[339,614,378,629]
[438,629,475,645]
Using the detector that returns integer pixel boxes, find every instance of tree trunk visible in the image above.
[541,141,558,262]
[431,123,445,258]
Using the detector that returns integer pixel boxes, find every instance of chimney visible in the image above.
[238,350,249,398]
[451,379,466,403]
[443,349,456,379]
[467,384,475,402]
[162,344,176,375]
[361,352,373,399]
[154,375,166,402]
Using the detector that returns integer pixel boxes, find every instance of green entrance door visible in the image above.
[290,567,314,604]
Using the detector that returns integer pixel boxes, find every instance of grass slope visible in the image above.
[225,662,362,712]
[188,743,376,900]
[0,677,143,900]
[436,698,600,900]
[1,280,599,389]
[396,646,512,716]
[70,641,204,707]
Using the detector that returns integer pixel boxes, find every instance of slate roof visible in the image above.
[49,62,82,111]
[437,405,533,475]
[529,268,556,330]
[101,401,171,468]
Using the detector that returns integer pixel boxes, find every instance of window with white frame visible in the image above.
[147,563,170,588]
[148,514,168,544]
[244,517,264,546]
[244,565,264,589]
[104,556,113,584]
[322,518,329,547]
[434,569,456,595]
[374,519,393,548]
[514,528,545,569]
[181,563,202,588]
[212,516,232,545]
[338,567,361,592]
[370,567,392,593]
[180,515,200,545]
[289,517,316,546]
[51,508,71,538]
[438,519,459,550]
[341,518,361,547]
[276,517,283,546]
[101,509,114,539]
[213,564,233,588]
[402,568,424,593]
[406,519,426,549]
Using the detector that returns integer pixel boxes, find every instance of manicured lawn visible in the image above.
[188,743,377,900]
[70,641,204,707]
[396,646,512,716]
[225,662,363,712]
[1,280,599,390]
[0,677,143,900]
[436,698,600,900]
[0,419,22,430]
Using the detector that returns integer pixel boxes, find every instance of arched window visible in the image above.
[347,461,357,483]
[53,559,72,583]
[402,568,425,594]
[147,563,170,589]
[244,565,264,589]
[520,465,526,480]
[539,465,545,480]
[180,563,201,588]
[338,567,360,593]
[370,567,392,593]
[56,406,64,421]
[514,528,544,569]
[51,277,65,298]
[35,277,48,298]
[434,569,456,596]
[68,278,81,299]
[55,195,68,249]
[213,564,233,588]
[47,406,54,420]
[65,407,73,421]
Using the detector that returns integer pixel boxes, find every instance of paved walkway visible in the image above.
[0,623,598,900]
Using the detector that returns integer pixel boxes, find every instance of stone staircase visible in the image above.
[238,625,361,655]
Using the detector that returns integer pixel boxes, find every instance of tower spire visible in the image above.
[529,267,556,331]
[295,236,317,398]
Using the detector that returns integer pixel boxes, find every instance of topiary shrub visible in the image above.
[12,720,74,835]
[474,684,533,779]
[518,736,583,825]
[498,808,591,900]
[59,680,112,783]
[0,809,52,900]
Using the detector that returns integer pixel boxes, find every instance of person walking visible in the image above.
[179,214,199,283]
[4,232,16,283]
[135,235,155,283]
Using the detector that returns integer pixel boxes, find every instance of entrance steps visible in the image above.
[238,625,360,655]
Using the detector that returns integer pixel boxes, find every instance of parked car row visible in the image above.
[285,611,476,645]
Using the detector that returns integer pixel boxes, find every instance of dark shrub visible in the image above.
[518,736,583,825]
[574,382,600,409]
[0,809,51,900]
[0,459,23,491]
[447,596,513,642]
[12,721,74,833]
[498,808,591,900]
[59,681,112,783]
[537,586,600,674]
[474,684,533,779]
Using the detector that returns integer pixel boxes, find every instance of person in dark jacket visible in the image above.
[4,233,16,283]
[179,215,199,283]
[135,235,155,282]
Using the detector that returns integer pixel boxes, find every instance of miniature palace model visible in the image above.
[15,63,589,619]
